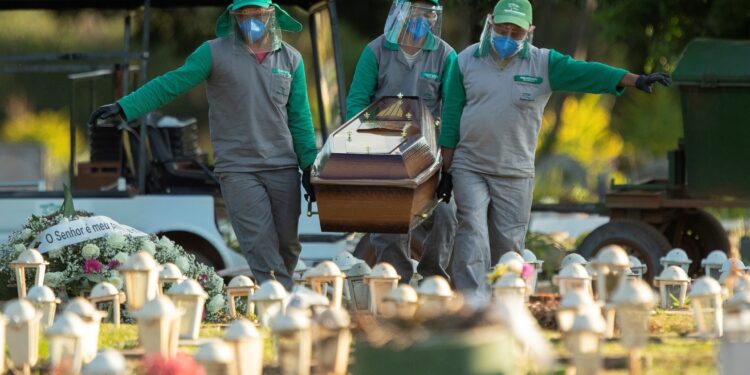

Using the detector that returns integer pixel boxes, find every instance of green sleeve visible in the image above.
[117,42,212,120]
[438,55,465,149]
[287,59,318,169]
[439,50,458,110]
[345,46,379,120]
[548,49,629,95]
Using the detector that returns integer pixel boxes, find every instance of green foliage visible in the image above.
[524,232,572,280]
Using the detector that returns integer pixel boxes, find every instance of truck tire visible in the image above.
[663,209,730,276]
[577,219,672,282]
[352,232,425,267]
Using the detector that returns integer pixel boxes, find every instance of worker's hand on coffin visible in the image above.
[436,171,453,203]
[635,72,671,94]
[89,103,124,125]
[302,167,316,202]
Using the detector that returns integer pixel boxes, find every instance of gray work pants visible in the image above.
[219,168,301,290]
[450,168,533,297]
[371,199,457,283]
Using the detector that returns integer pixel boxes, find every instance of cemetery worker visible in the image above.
[88,0,317,290]
[438,0,671,297]
[346,0,458,283]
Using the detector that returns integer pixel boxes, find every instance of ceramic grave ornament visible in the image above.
[702,250,728,280]
[271,308,313,375]
[195,340,236,375]
[364,263,400,316]
[46,312,86,374]
[26,285,59,329]
[654,265,690,309]
[64,297,105,363]
[628,256,647,279]
[250,279,288,327]
[721,290,750,375]
[89,282,123,327]
[158,263,183,296]
[333,251,362,272]
[118,251,159,311]
[294,260,309,286]
[660,248,692,274]
[522,249,544,295]
[132,296,181,358]
[166,279,208,340]
[81,350,128,375]
[609,278,656,374]
[226,275,257,319]
[564,309,606,375]
[303,260,345,309]
[689,276,723,338]
[0,312,6,374]
[224,319,263,375]
[408,259,423,289]
[560,253,588,270]
[287,285,331,317]
[492,272,526,300]
[4,299,41,373]
[589,245,630,302]
[315,308,352,375]
[344,262,371,310]
[380,284,419,319]
[557,288,597,333]
[553,263,593,297]
[416,276,453,318]
[10,248,47,298]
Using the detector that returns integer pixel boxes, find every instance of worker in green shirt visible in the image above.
[346,0,458,283]
[438,0,671,297]
[89,0,317,290]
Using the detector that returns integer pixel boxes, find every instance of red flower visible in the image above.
[83,258,103,274]
[141,353,206,375]
[107,260,121,270]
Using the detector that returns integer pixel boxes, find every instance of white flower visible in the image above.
[108,274,123,290]
[175,256,191,273]
[114,252,129,264]
[13,244,26,254]
[21,228,33,240]
[60,217,69,223]
[106,233,126,250]
[156,237,174,251]
[44,272,65,288]
[206,294,225,313]
[211,276,224,292]
[141,240,156,256]
[48,248,63,259]
[82,244,100,259]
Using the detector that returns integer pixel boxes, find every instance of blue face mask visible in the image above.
[405,16,431,41]
[238,18,266,43]
[492,34,521,58]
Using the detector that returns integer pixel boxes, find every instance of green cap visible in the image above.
[215,0,303,37]
[492,0,532,29]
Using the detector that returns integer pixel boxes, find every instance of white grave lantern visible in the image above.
[522,249,544,295]
[26,285,59,329]
[46,312,86,374]
[118,251,158,311]
[333,251,360,273]
[416,276,453,318]
[4,299,41,373]
[720,290,750,375]
[609,278,656,374]
[344,262,371,311]
[553,263,593,297]
[0,312,6,374]
[660,248,693,274]
[270,308,312,375]
[364,263,400,316]
[380,284,419,319]
[492,273,526,300]
[315,308,352,375]
[89,282,123,327]
[702,250,728,280]
[628,256,647,279]
[81,349,127,375]
[654,265,690,309]
[250,280,288,327]
[589,245,630,302]
[224,319,263,375]
[195,340,236,375]
[564,310,606,375]
[409,259,423,289]
[10,248,47,298]
[499,251,524,264]
[64,297,105,363]
[560,253,588,270]
[557,288,596,333]
[689,276,723,338]
[132,296,181,358]
[226,275,257,319]
[287,286,330,317]
[497,252,524,275]
[294,260,309,286]
[158,263,183,296]
[303,261,345,309]
[166,279,208,340]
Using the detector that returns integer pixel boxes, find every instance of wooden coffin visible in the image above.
[312,96,441,233]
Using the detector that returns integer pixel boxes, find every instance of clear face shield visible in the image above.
[230,7,282,54]
[384,0,442,49]
[479,15,531,61]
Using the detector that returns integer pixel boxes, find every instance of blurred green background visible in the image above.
[0,0,748,201]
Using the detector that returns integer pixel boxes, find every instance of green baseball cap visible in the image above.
[215,0,303,37]
[492,0,532,29]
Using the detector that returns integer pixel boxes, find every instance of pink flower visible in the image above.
[107,260,120,270]
[521,263,535,280]
[83,259,103,274]
[142,353,206,375]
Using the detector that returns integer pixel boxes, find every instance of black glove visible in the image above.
[302,167,316,202]
[88,103,123,125]
[635,72,671,94]
[436,171,453,203]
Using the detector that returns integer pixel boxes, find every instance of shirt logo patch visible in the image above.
[520,92,535,101]
[420,71,440,81]
[272,68,292,78]
[514,75,543,84]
